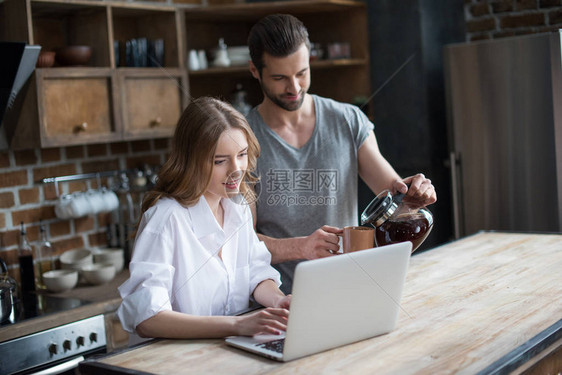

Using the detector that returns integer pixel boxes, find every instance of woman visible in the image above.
[117,97,290,340]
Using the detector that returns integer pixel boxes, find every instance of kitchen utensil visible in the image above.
[326,42,350,59]
[42,270,78,292]
[361,189,434,253]
[55,194,73,219]
[198,50,208,69]
[93,248,124,273]
[188,49,200,70]
[226,45,249,66]
[36,51,55,68]
[212,38,230,67]
[82,263,116,285]
[101,188,119,212]
[309,43,324,61]
[60,248,93,270]
[68,192,92,218]
[55,45,92,66]
[340,226,375,252]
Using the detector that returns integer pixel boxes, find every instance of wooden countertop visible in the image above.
[79,232,562,374]
[0,270,128,342]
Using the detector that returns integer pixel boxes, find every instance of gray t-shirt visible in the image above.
[247,95,374,293]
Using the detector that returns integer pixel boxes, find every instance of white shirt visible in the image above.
[117,196,281,334]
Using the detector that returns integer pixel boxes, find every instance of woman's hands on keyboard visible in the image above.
[235,307,289,336]
[274,294,292,309]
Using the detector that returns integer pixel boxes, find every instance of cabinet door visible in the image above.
[37,69,121,147]
[119,69,187,140]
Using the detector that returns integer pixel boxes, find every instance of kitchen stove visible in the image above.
[0,293,107,374]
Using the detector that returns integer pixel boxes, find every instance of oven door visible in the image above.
[0,315,107,375]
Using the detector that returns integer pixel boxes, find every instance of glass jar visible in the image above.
[360,190,434,253]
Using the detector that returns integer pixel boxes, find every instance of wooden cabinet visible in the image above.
[119,69,187,140]
[182,0,370,106]
[0,0,369,149]
[37,68,121,147]
[0,0,187,149]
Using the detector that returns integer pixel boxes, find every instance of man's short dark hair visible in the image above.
[247,14,310,75]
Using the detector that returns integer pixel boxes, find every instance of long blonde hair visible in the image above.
[141,97,260,215]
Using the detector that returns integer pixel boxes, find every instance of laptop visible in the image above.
[225,241,412,361]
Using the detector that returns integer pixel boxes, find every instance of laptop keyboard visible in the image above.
[257,338,285,353]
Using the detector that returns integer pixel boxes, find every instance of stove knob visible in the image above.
[76,336,85,347]
[49,343,58,356]
[63,339,72,352]
[89,332,98,343]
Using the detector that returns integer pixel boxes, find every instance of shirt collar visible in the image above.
[189,195,248,240]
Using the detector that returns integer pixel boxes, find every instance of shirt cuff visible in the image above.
[117,285,172,333]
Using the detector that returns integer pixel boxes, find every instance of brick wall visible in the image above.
[0,139,170,284]
[464,0,562,40]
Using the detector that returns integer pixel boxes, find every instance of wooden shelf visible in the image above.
[188,58,368,76]
[0,0,370,148]
[182,0,366,20]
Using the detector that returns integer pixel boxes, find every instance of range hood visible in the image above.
[0,42,41,149]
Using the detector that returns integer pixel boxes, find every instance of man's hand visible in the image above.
[393,173,437,207]
[257,226,343,263]
[301,225,342,259]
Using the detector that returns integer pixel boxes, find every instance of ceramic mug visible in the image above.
[84,190,103,215]
[68,192,92,218]
[341,226,375,253]
[55,194,73,219]
[101,189,119,212]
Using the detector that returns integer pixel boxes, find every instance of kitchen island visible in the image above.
[79,232,562,374]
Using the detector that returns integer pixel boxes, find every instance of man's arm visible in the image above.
[250,201,341,264]
[357,132,436,206]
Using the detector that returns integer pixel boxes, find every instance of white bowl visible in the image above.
[60,249,93,267]
[93,248,124,272]
[43,270,79,293]
[81,263,116,285]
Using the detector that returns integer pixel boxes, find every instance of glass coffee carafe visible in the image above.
[361,189,434,253]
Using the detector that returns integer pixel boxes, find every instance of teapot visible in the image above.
[361,189,434,253]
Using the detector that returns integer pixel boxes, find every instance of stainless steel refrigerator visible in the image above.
[444,31,562,238]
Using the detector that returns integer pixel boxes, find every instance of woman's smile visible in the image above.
[224,178,241,190]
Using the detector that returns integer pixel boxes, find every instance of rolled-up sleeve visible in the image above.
[117,227,175,333]
[248,236,281,294]
[117,262,174,333]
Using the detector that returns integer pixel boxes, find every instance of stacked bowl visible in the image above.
[82,263,116,285]
[93,248,124,273]
[60,249,93,272]
[52,247,124,288]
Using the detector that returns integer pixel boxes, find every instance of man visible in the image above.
[246,14,436,293]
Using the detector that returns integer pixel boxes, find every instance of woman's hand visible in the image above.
[235,307,289,336]
[274,294,292,309]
